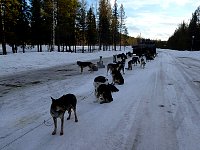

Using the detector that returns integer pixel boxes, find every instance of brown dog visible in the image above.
[50,94,78,135]
[107,62,121,75]
[77,61,96,73]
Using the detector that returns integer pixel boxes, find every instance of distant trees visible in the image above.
[86,6,97,52]
[0,0,128,54]
[77,0,87,53]
[98,0,111,51]
[119,4,126,50]
[111,0,119,51]
[167,6,200,50]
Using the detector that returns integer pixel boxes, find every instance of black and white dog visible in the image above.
[93,76,119,104]
[50,94,78,135]
[93,76,109,97]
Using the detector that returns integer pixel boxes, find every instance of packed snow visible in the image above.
[0,46,200,150]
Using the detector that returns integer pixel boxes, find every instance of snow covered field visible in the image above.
[0,47,200,150]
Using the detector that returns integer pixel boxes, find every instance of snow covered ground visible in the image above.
[0,47,200,150]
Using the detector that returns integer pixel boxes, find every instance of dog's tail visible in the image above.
[108,83,119,92]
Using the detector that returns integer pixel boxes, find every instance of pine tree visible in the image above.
[30,0,44,52]
[56,0,79,52]
[98,0,111,51]
[15,0,31,53]
[119,4,126,51]
[0,0,20,54]
[43,0,54,50]
[122,26,128,50]
[0,0,7,54]
[77,0,87,53]
[111,0,119,51]
[167,5,200,51]
[86,6,97,52]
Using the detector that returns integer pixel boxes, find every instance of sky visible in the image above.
[89,0,200,41]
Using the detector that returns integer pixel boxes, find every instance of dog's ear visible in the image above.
[51,97,55,102]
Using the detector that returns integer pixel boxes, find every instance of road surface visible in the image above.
[0,50,200,150]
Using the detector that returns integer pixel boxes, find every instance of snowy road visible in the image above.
[0,49,200,150]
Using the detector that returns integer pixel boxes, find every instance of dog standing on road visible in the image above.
[50,94,78,135]
[77,61,97,73]
[127,60,133,70]
[140,58,146,69]
[132,56,140,66]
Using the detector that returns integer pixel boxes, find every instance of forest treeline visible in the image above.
[157,6,200,51]
[0,0,130,55]
[1,1,199,55]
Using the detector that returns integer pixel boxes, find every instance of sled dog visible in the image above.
[50,94,78,135]
[77,61,97,73]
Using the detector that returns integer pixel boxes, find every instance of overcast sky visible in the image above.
[89,0,200,41]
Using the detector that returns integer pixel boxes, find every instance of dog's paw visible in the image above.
[52,131,56,135]
[60,132,63,136]
[100,101,109,104]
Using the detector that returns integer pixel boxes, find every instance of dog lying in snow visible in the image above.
[93,76,119,104]
[50,94,78,135]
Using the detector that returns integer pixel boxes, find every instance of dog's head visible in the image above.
[107,83,119,92]
[77,61,81,66]
[50,97,65,117]
[94,76,108,83]
[99,92,113,103]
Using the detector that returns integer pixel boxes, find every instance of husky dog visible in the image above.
[93,76,119,104]
[132,56,140,66]
[50,94,78,135]
[117,58,126,74]
[111,69,124,85]
[93,76,109,98]
[127,60,133,70]
[107,62,121,75]
[97,84,113,104]
[77,61,97,73]
[140,58,146,69]
[96,84,119,104]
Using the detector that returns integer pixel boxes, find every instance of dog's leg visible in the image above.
[67,109,71,120]
[81,67,83,73]
[106,67,109,75]
[52,117,57,135]
[60,117,64,135]
[112,79,115,85]
[73,108,78,122]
